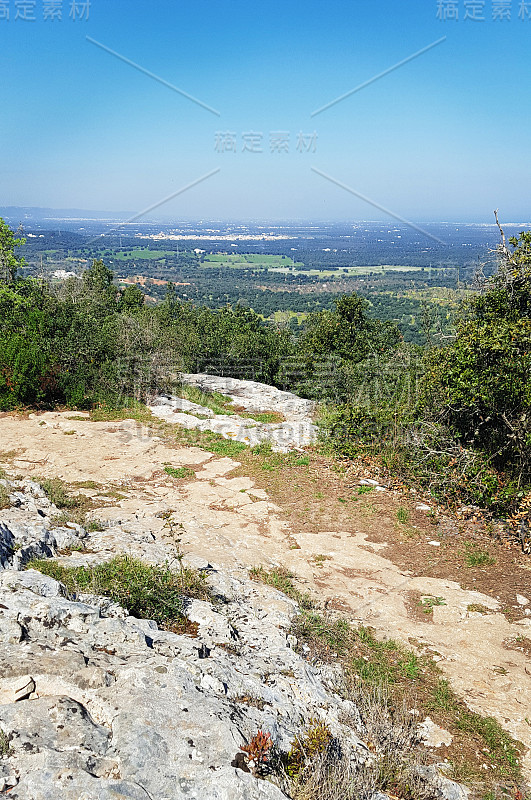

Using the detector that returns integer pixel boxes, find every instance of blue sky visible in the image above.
[2,0,531,221]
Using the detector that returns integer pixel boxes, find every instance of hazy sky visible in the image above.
[2,0,530,221]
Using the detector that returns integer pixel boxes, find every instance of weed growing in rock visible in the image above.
[0,729,11,757]
[28,555,210,633]
[240,730,273,775]
[38,477,82,510]
[0,483,9,510]
[249,566,314,610]
[467,604,490,614]
[286,718,333,779]
[419,596,447,614]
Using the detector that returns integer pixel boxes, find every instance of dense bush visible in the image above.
[422,230,531,485]
[319,229,531,512]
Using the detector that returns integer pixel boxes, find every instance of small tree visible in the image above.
[0,217,25,283]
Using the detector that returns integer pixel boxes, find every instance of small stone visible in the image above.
[516,594,529,606]
[418,716,453,748]
[428,541,441,547]
[0,676,35,704]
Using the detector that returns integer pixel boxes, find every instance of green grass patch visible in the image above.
[38,477,83,510]
[202,435,248,457]
[462,542,497,568]
[357,485,375,495]
[396,506,410,524]
[28,555,210,632]
[164,465,195,480]
[89,400,153,423]
[179,385,236,416]
[249,566,314,610]
[239,410,285,424]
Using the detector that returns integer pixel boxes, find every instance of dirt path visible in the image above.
[1,410,530,779]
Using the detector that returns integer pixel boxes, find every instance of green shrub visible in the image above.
[286,718,333,779]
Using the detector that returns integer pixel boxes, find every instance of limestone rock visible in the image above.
[149,374,317,452]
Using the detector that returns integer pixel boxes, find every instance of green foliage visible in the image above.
[0,218,25,283]
[396,507,410,524]
[201,435,248,457]
[292,294,402,401]
[0,219,293,410]
[422,230,531,487]
[419,596,447,614]
[28,555,210,630]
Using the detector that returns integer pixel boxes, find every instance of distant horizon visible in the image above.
[2,205,530,229]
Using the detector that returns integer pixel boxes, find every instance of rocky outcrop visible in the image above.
[149,374,317,452]
[0,477,470,800]
[0,479,365,799]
